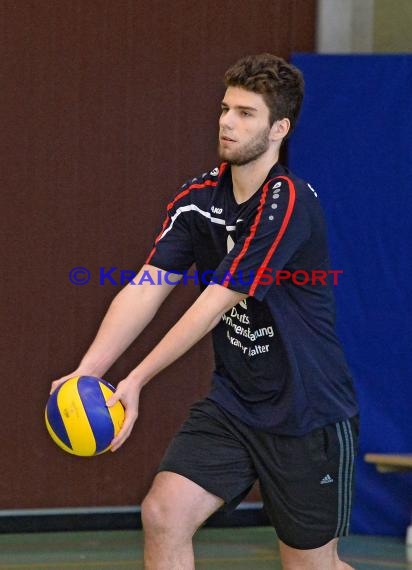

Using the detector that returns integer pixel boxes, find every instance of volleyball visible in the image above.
[45,376,125,457]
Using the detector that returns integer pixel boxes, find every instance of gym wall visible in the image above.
[1,1,316,512]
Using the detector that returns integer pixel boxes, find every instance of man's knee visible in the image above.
[141,492,178,535]
[141,485,201,539]
[142,471,224,538]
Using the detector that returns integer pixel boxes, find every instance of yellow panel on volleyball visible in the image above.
[99,382,124,437]
[57,377,97,456]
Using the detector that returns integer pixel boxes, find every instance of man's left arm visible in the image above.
[108,283,246,450]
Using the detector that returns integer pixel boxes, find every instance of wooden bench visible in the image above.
[364,453,412,473]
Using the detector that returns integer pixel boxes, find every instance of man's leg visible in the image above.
[142,471,224,570]
[279,537,354,570]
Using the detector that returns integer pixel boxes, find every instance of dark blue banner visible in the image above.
[289,54,412,536]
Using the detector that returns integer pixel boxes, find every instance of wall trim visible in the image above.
[0,503,270,533]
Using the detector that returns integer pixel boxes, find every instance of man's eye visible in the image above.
[241,111,250,117]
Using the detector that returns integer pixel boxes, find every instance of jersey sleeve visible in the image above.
[145,183,195,273]
[212,175,311,301]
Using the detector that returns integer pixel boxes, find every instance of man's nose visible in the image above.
[220,110,234,129]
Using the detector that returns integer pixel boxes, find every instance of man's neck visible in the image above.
[231,151,280,204]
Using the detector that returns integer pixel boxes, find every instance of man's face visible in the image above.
[218,86,272,166]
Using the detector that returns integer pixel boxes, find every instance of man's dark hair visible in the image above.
[224,54,304,134]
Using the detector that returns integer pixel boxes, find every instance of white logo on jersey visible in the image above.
[272,181,282,189]
[211,205,223,214]
[307,183,318,197]
[210,167,219,176]
[239,299,248,310]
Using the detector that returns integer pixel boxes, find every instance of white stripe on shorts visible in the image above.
[335,419,355,537]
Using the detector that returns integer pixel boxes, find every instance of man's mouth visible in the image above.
[220,135,236,142]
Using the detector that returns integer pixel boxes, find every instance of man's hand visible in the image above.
[50,370,84,394]
[106,376,142,452]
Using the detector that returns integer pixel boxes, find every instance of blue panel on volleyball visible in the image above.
[289,54,412,536]
[77,376,116,454]
[46,388,71,448]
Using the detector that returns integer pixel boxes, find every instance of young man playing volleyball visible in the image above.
[52,54,359,570]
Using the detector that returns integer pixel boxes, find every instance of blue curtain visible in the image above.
[289,54,412,536]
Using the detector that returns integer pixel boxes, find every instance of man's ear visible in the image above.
[270,118,290,142]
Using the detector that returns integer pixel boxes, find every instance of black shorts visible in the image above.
[158,399,359,550]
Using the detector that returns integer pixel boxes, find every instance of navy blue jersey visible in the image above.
[147,162,358,435]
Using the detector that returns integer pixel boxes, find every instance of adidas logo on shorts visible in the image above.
[320,474,334,485]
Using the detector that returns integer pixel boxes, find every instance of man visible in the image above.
[52,54,359,569]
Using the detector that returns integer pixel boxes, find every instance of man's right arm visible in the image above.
[50,264,180,392]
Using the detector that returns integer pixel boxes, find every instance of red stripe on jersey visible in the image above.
[221,178,274,287]
[249,176,296,296]
[219,162,229,177]
[145,178,218,264]
[221,176,296,292]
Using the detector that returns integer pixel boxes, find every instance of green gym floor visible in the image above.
[0,528,410,570]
